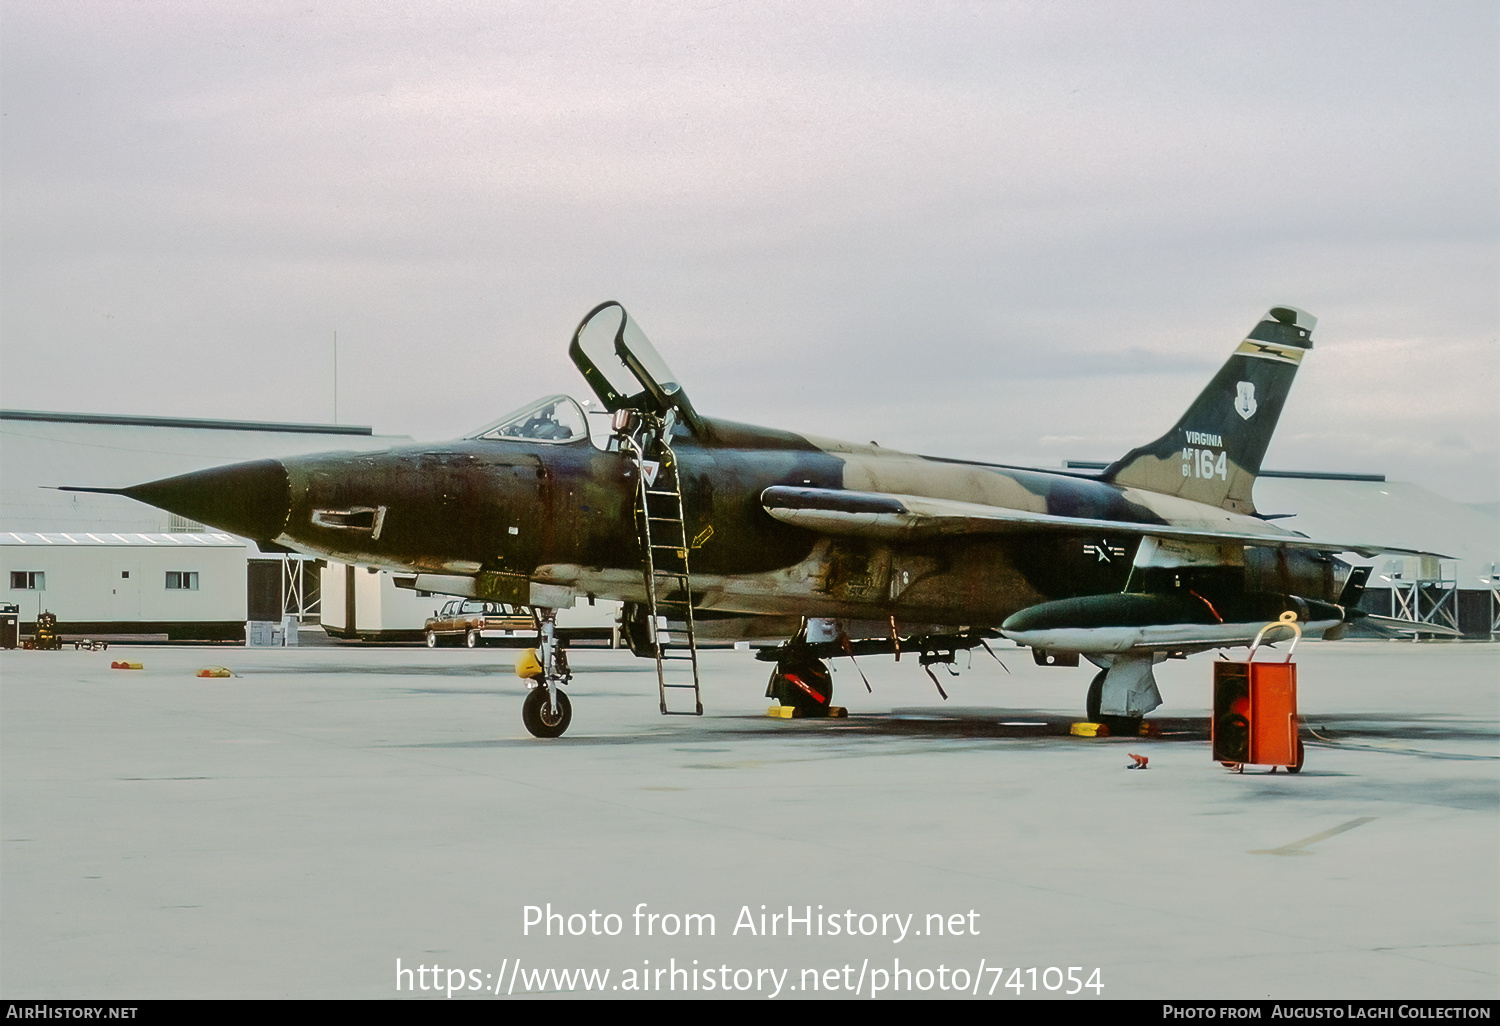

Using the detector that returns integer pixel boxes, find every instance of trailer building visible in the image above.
[1,532,247,640]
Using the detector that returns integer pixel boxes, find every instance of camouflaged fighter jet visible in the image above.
[79,302,1431,737]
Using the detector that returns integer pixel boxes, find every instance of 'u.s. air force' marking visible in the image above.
[1083,540,1128,563]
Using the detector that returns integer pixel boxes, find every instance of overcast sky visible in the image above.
[2,1,1496,503]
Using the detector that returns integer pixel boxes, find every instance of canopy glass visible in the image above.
[466,395,588,444]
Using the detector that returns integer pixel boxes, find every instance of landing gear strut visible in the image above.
[520,609,572,738]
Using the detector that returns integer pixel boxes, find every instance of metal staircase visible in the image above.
[622,419,702,715]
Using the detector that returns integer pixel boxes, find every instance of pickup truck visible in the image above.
[424,599,538,648]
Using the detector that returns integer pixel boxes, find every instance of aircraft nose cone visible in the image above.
[123,459,290,542]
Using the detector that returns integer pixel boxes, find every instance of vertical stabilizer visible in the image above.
[1102,307,1314,515]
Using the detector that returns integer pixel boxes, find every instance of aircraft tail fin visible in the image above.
[1101,306,1315,515]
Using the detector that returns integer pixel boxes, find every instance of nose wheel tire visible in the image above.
[523,687,572,738]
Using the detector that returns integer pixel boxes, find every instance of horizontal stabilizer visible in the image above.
[761,486,1445,559]
[1355,613,1463,638]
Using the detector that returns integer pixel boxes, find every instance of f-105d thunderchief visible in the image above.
[86,302,1430,737]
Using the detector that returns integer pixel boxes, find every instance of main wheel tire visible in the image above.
[466,629,480,649]
[1085,668,1143,735]
[425,631,438,649]
[1085,670,1106,721]
[766,656,833,714]
[522,687,572,738]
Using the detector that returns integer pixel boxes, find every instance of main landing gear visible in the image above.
[1085,670,1105,721]
[765,642,837,717]
[1085,669,1145,737]
[518,609,572,738]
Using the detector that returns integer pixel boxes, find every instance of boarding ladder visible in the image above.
[623,420,703,715]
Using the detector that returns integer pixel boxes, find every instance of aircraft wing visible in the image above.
[760,486,1440,558]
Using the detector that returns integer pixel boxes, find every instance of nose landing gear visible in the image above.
[518,609,572,738]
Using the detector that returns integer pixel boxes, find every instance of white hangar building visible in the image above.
[0,409,418,642]
[0,408,612,644]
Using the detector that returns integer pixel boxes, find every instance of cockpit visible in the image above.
[466,395,590,445]
[467,303,700,451]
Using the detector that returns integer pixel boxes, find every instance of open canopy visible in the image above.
[568,301,699,429]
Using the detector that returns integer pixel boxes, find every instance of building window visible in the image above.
[165,571,200,591]
[9,571,44,590]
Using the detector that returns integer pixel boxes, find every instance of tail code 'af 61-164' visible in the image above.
[71,303,1441,737]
